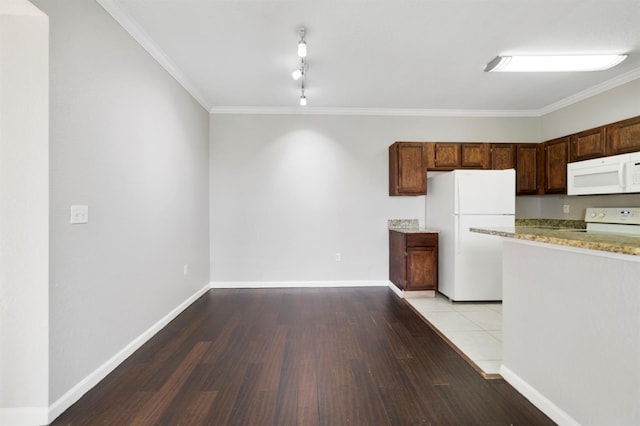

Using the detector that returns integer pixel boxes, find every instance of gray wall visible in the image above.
[210,114,539,284]
[31,0,210,404]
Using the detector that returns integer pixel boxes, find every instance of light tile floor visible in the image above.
[404,292,503,376]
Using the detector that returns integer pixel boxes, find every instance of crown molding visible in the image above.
[208,106,539,118]
[96,0,211,110]
[538,66,640,116]
[210,68,640,117]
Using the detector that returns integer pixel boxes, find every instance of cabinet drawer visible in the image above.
[406,233,438,247]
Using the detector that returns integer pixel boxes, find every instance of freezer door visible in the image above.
[455,169,515,215]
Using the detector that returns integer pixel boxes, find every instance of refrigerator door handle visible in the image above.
[456,216,462,254]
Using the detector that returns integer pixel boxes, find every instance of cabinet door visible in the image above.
[543,137,569,194]
[425,143,461,170]
[389,142,426,196]
[388,230,406,289]
[516,144,540,195]
[406,246,438,291]
[490,144,516,170]
[460,143,490,169]
[607,116,640,155]
[570,127,606,162]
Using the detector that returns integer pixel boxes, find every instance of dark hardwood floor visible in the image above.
[52,288,554,425]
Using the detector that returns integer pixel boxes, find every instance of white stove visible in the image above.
[585,207,640,236]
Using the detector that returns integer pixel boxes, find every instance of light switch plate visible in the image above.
[70,205,89,224]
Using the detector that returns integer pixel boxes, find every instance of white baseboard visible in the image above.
[387,282,403,298]
[211,280,391,289]
[47,283,211,424]
[0,407,48,426]
[500,365,579,426]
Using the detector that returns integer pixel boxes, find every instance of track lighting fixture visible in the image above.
[292,27,308,105]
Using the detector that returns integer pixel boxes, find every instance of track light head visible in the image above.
[297,40,307,58]
[297,27,307,58]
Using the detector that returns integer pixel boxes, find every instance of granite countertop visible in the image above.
[387,219,438,234]
[472,218,640,257]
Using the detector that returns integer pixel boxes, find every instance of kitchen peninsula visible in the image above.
[472,224,640,426]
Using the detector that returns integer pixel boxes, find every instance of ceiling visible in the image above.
[98,0,640,116]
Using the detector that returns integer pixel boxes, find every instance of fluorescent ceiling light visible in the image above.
[484,54,628,72]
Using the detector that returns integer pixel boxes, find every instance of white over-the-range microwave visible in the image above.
[567,151,640,195]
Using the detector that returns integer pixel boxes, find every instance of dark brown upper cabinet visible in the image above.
[424,142,490,170]
[570,127,607,162]
[606,115,640,155]
[460,143,490,169]
[490,144,517,170]
[389,142,426,196]
[425,143,461,170]
[542,136,569,194]
[388,113,640,197]
[516,144,541,195]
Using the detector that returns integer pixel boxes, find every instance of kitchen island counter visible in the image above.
[475,221,640,425]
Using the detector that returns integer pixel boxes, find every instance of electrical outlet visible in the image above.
[563,204,570,214]
[183,264,189,275]
[335,253,341,262]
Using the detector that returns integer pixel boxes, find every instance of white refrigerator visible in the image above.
[426,169,515,301]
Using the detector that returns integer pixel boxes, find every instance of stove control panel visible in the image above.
[585,207,640,225]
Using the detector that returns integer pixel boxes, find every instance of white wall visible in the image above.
[30,0,210,410]
[209,114,538,284]
[0,2,49,423]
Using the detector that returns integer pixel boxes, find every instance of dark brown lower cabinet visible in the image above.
[389,230,438,291]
